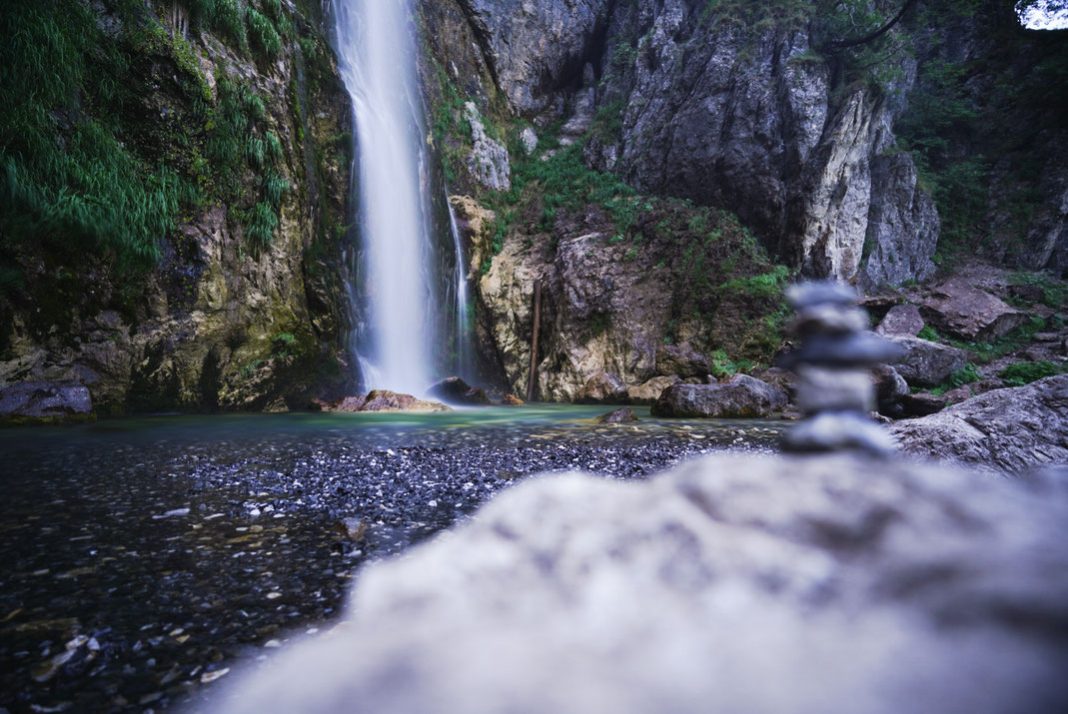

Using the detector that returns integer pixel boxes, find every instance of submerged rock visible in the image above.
[428,377,491,406]
[213,452,1068,714]
[891,375,1068,473]
[651,375,786,418]
[0,381,92,421]
[595,407,638,424]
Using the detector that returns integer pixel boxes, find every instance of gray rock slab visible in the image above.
[212,452,1068,714]
[891,374,1068,473]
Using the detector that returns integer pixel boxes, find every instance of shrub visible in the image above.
[247,8,282,61]
[999,361,1067,387]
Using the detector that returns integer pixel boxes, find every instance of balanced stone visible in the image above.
[780,411,896,456]
[779,332,905,370]
[790,303,870,337]
[785,281,858,309]
[794,366,875,415]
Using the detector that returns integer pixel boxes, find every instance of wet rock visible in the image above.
[330,391,451,413]
[336,518,368,542]
[891,375,1068,473]
[655,343,711,379]
[214,452,1068,714]
[428,377,491,406]
[0,381,92,421]
[464,103,511,191]
[920,279,1030,342]
[595,408,638,424]
[626,375,680,405]
[652,375,786,418]
[885,336,968,388]
[874,304,924,337]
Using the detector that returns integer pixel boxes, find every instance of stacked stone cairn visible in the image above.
[779,282,905,456]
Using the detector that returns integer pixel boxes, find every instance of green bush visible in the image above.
[247,8,282,61]
[999,361,1068,387]
[245,201,279,249]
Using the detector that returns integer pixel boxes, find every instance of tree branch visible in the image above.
[823,0,922,51]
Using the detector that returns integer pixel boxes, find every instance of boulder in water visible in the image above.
[428,377,490,406]
[595,407,638,424]
[330,391,450,413]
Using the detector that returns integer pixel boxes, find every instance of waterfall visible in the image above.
[446,197,473,381]
[332,0,438,396]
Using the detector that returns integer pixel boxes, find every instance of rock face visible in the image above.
[464,102,511,191]
[213,452,1068,714]
[891,375,1068,473]
[457,0,614,116]
[575,371,627,404]
[626,375,680,406]
[860,154,939,289]
[0,2,352,414]
[886,336,968,387]
[651,375,786,418]
[920,279,1029,342]
[0,382,92,421]
[655,343,711,380]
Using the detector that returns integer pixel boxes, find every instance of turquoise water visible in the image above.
[0,406,784,711]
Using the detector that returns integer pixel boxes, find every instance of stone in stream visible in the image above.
[210,452,1068,714]
[651,375,787,418]
[595,407,638,424]
[330,390,451,413]
[428,377,491,406]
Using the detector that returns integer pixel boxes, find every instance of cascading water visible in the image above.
[332,0,441,396]
[446,197,474,381]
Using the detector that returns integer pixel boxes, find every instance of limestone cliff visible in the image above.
[420,0,1066,400]
[0,0,353,414]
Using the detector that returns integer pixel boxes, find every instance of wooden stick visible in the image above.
[527,280,542,402]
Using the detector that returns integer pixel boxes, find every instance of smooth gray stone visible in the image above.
[791,303,870,337]
[795,367,874,415]
[781,411,896,456]
[785,281,858,309]
[778,333,906,369]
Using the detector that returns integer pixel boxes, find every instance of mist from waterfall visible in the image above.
[332,0,436,396]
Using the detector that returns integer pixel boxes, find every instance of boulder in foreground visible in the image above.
[651,374,786,418]
[891,374,1068,473]
[212,452,1068,714]
[885,335,968,387]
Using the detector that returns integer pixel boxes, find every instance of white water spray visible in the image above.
[333,0,436,395]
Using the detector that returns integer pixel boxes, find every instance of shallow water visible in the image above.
[0,406,784,712]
